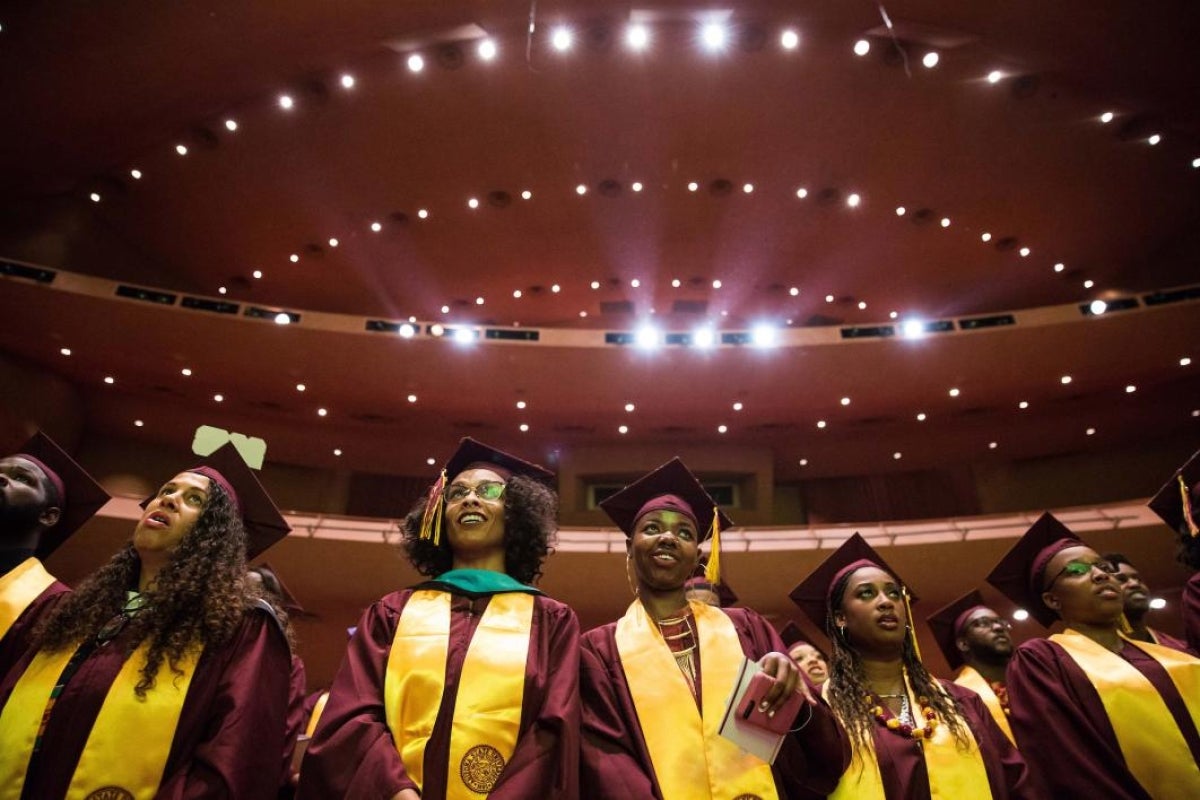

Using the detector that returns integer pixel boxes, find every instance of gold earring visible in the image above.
[625,553,639,597]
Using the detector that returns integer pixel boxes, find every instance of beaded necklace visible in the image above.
[866,690,939,740]
[655,611,699,698]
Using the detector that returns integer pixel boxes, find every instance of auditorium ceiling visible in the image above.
[1,1,1198,482]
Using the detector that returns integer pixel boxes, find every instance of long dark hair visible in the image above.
[35,484,257,697]
[824,570,972,752]
[402,474,557,584]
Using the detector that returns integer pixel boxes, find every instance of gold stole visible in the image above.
[1050,629,1200,797]
[953,667,1015,746]
[0,558,56,640]
[0,641,200,800]
[384,590,533,798]
[825,678,992,800]
[305,690,330,737]
[614,599,778,800]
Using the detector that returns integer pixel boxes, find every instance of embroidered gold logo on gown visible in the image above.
[460,744,506,793]
[85,788,134,800]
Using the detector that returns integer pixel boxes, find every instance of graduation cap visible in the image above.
[779,621,807,649]
[419,438,555,546]
[142,442,290,559]
[249,562,305,615]
[985,512,1085,628]
[598,457,734,585]
[788,533,923,658]
[10,432,111,558]
[1148,449,1200,538]
[926,589,994,670]
[684,557,738,606]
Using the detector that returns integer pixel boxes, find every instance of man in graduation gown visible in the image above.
[299,438,580,800]
[580,458,849,800]
[0,443,293,799]
[0,432,109,678]
[1148,448,1200,654]
[988,512,1200,799]
[1103,552,1190,652]
[926,590,1017,745]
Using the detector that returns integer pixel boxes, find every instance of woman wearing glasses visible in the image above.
[299,438,580,800]
[0,444,293,799]
[789,533,1035,799]
[987,512,1200,799]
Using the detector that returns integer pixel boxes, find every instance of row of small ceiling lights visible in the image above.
[67,346,1195,452]
[77,21,1199,314]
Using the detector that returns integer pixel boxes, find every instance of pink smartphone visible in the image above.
[739,671,806,735]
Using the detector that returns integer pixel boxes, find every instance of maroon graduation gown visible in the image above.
[1006,637,1200,799]
[0,607,291,799]
[579,606,851,799]
[278,654,308,798]
[298,588,581,800]
[1186,572,1200,656]
[1147,627,1191,654]
[0,577,69,682]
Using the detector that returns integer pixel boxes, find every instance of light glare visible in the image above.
[781,30,799,50]
[854,39,870,56]
[551,27,572,51]
[407,54,425,72]
[701,23,727,50]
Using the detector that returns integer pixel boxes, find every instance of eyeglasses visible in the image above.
[1044,559,1118,590]
[966,616,1013,632]
[444,481,505,503]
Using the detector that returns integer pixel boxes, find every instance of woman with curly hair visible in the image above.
[789,533,1036,799]
[299,438,580,800]
[0,443,293,799]
[580,458,849,800]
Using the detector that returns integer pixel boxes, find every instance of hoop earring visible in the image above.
[838,624,846,639]
[625,553,639,597]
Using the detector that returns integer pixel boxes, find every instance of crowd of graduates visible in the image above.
[0,432,1196,799]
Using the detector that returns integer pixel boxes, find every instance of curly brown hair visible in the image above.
[402,474,557,584]
[35,483,260,697]
[823,569,972,753]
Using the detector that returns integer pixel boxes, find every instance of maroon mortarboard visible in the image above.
[598,458,734,584]
[788,532,916,633]
[249,562,305,615]
[11,432,111,558]
[985,512,1085,628]
[419,438,556,545]
[926,589,994,670]
[685,557,739,606]
[1148,449,1200,538]
[141,442,290,559]
[779,621,806,649]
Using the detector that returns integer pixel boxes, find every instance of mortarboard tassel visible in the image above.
[419,469,447,546]
[704,505,721,586]
[903,587,923,662]
[1180,476,1199,537]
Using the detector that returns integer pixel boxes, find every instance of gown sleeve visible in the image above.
[945,681,1044,800]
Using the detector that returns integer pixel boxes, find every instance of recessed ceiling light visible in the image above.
[407,54,425,72]
[671,278,682,288]
[478,39,497,60]
[59,347,71,356]
[889,311,898,319]
[854,39,870,56]
[732,402,744,411]
[817,420,827,429]
[857,301,867,310]
[1125,384,1137,393]
[252,270,263,279]
[590,280,601,290]
[551,27,572,51]
[1150,597,1167,610]
[717,424,728,434]
[398,323,416,338]
[468,197,479,209]
[626,24,650,50]
[1012,608,1030,621]
[1192,157,1200,169]
[1181,357,1192,367]
[989,441,998,449]
[618,424,629,434]
[799,458,808,466]
[333,448,342,456]
[701,22,727,51]
[1061,375,1072,384]
[579,311,588,318]
[1148,134,1161,145]
[296,383,306,392]
[317,408,328,417]
[692,327,716,348]
[901,319,925,338]
[922,51,939,68]
[1086,427,1096,435]
[789,287,800,296]
[521,190,532,200]
[418,209,429,219]
[134,419,144,427]
[576,184,587,195]
[846,193,861,207]
[519,423,530,432]
[1019,247,1031,257]
[181,368,192,376]
[981,232,992,242]
[825,294,834,303]
[987,70,1002,84]
[948,387,960,397]
[278,94,294,110]
[513,289,522,299]
[1019,401,1029,409]
[427,457,437,466]
[635,325,661,349]
[289,254,299,263]
[1100,111,1114,123]
[224,119,238,132]
[130,169,142,179]
[712,279,722,289]
[1054,262,1065,273]
[175,144,188,156]
[440,305,450,314]
[916,412,927,421]
[371,221,382,232]
[940,217,951,228]
[839,396,851,406]
[1083,279,1095,289]
[89,192,101,203]
[1089,299,1107,315]
[328,238,338,248]
[274,312,290,325]
[340,73,355,89]
[214,394,224,402]
[781,29,799,50]
[893,451,903,459]
[895,206,906,216]
[104,376,115,385]
[687,182,699,192]
[631,182,643,192]
[742,183,754,194]
[751,324,777,348]
[796,187,808,198]
[551,284,561,293]
[475,296,485,305]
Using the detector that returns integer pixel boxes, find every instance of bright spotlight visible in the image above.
[398,323,416,338]
[274,312,291,325]
[551,27,573,51]
[751,324,777,348]
[453,327,477,344]
[626,24,650,50]
[1149,597,1167,610]
[902,319,925,338]
[635,325,661,349]
[701,22,727,51]
[1089,300,1108,315]
[692,327,716,348]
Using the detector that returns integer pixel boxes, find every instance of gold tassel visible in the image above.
[704,505,721,586]
[419,469,447,546]
[1180,476,1199,537]
[903,587,922,661]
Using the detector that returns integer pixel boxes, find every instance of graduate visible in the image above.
[0,442,293,799]
[988,512,1200,799]
[299,438,580,800]
[1148,448,1200,654]
[790,533,1036,799]
[579,458,849,800]
[926,590,1016,745]
[1,432,109,678]
[781,622,831,687]
[1102,553,1190,652]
